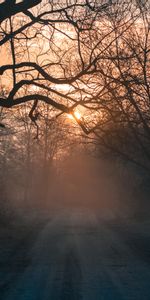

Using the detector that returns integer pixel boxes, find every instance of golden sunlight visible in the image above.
[68,110,82,121]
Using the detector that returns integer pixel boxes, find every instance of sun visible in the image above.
[68,110,82,120]
[74,111,81,120]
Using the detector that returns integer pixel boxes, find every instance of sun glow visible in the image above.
[68,110,82,121]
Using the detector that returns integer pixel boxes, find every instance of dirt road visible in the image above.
[1,209,150,300]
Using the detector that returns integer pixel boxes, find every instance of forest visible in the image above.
[0,0,150,218]
[0,2,150,298]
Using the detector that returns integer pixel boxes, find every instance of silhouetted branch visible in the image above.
[0,0,41,23]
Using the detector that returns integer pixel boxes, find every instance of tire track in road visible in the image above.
[60,248,82,300]
[50,247,83,300]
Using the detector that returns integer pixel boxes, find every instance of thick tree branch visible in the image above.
[0,61,95,84]
[0,0,42,23]
[0,94,70,113]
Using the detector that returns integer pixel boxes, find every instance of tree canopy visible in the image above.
[0,0,150,169]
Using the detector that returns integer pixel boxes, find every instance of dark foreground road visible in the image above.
[1,209,150,300]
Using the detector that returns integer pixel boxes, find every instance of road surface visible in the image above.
[1,208,150,300]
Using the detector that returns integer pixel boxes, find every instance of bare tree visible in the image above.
[0,0,114,130]
[88,1,150,169]
[0,0,150,169]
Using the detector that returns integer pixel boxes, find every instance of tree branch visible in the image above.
[0,0,42,23]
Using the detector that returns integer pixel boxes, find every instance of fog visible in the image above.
[1,151,150,300]
[6,152,145,222]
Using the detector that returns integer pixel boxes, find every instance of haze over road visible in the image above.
[1,208,150,300]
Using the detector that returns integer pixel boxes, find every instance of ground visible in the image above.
[1,207,150,300]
